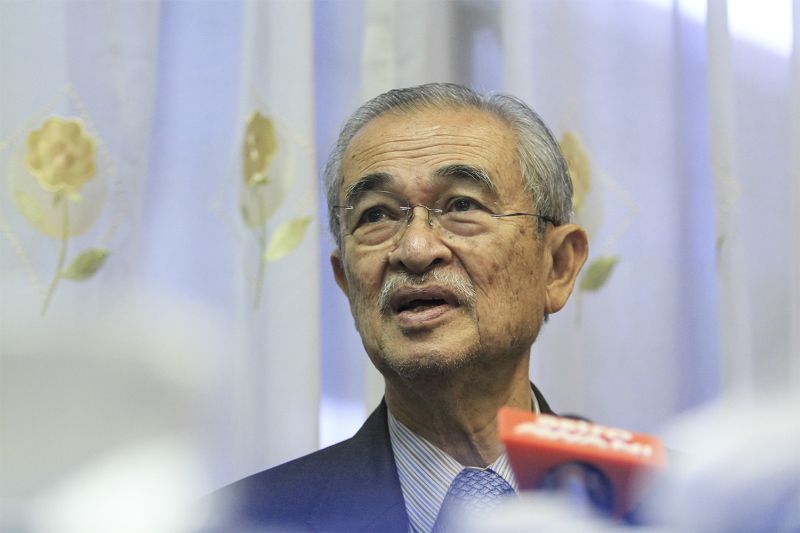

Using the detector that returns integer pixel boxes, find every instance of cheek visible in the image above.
[465,238,544,330]
[457,239,498,289]
[507,241,544,301]
[342,253,384,317]
[462,236,540,294]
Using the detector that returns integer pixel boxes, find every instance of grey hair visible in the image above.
[324,82,573,248]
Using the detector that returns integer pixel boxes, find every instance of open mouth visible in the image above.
[388,286,459,325]
[397,297,449,313]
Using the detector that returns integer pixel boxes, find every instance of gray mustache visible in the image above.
[378,270,477,314]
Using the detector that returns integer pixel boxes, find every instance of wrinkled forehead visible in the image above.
[339,106,521,201]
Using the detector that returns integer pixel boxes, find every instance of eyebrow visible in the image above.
[341,172,394,206]
[434,164,497,193]
[340,164,497,206]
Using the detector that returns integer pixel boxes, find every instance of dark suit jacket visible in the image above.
[216,384,553,532]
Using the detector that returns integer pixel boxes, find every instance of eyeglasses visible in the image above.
[334,190,557,246]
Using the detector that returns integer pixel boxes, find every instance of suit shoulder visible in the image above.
[210,438,360,529]
[234,437,358,492]
[209,403,394,530]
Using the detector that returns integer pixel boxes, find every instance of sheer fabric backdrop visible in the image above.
[1,1,797,499]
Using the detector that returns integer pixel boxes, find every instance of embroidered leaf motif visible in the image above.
[579,256,619,291]
[61,248,109,280]
[264,217,311,262]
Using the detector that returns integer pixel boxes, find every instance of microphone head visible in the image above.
[498,407,667,518]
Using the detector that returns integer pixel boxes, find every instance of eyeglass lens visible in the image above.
[344,190,494,245]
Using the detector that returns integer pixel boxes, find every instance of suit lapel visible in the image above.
[308,401,409,532]
[532,382,555,415]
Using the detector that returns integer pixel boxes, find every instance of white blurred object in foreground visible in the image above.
[648,390,800,532]
[28,437,206,533]
[0,281,223,532]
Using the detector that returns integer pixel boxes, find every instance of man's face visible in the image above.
[331,107,551,380]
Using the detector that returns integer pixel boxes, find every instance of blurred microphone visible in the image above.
[498,408,666,518]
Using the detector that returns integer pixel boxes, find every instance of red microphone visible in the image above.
[498,407,667,518]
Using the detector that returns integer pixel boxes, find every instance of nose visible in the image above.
[406,204,438,227]
[387,206,453,274]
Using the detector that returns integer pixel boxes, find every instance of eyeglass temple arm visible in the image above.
[491,212,559,225]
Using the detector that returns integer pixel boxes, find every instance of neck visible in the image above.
[384,352,533,468]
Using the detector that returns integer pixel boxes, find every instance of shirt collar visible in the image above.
[387,396,537,533]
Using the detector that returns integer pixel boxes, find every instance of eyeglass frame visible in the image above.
[333,189,559,244]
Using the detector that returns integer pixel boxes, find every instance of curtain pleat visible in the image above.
[231,0,320,476]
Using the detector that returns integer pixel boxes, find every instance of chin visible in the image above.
[376,347,480,382]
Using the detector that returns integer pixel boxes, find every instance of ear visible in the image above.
[330,249,350,296]
[543,224,589,314]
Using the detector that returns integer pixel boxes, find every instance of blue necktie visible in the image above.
[433,468,515,531]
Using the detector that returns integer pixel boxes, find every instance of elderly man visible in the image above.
[220,83,588,531]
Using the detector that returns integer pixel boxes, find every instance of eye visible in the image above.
[360,207,391,224]
[445,196,485,213]
[353,204,403,229]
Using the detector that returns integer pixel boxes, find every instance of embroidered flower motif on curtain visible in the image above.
[26,118,96,195]
[238,111,311,309]
[0,87,122,315]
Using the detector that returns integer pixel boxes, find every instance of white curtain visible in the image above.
[1,3,797,520]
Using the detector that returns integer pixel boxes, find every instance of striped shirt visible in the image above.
[387,395,539,533]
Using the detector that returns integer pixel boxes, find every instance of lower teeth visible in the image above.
[409,303,440,312]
